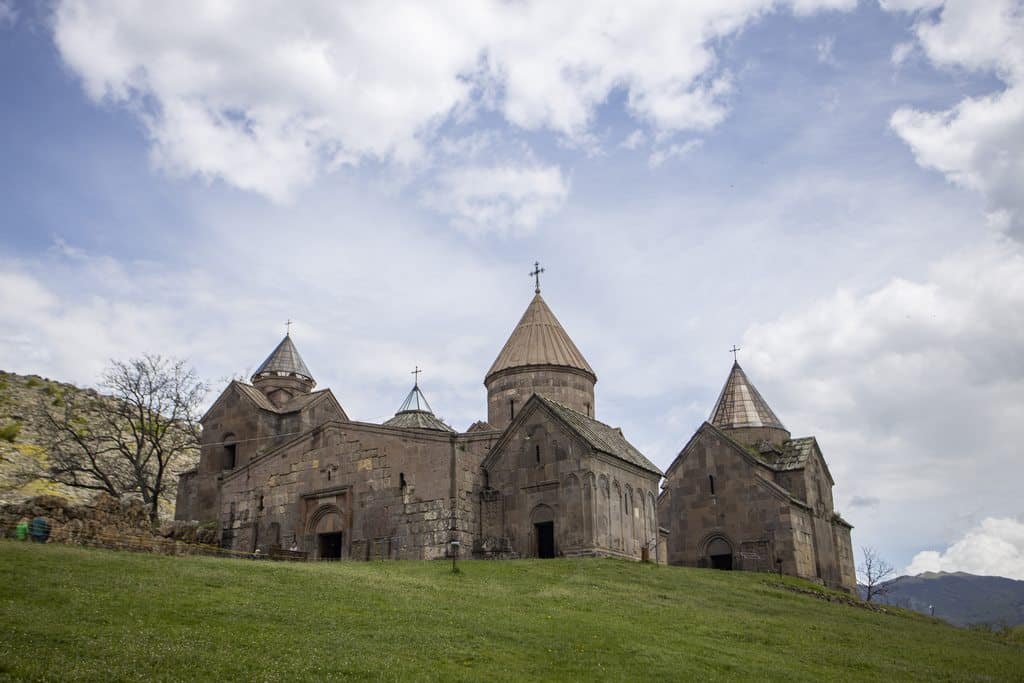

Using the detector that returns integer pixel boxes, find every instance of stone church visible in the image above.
[176,283,665,563]
[658,361,856,591]
[176,276,855,591]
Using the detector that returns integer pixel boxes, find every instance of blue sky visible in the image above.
[1,0,1023,578]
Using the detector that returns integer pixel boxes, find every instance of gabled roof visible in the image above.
[202,381,347,423]
[709,362,785,431]
[382,384,455,433]
[664,422,813,508]
[487,394,660,475]
[776,437,816,470]
[252,334,314,384]
[776,436,834,485]
[466,420,495,433]
[486,293,595,381]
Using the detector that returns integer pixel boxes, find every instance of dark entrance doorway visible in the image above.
[318,532,343,560]
[535,522,555,558]
[706,537,733,570]
[710,553,733,570]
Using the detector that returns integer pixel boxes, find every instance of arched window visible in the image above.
[399,472,407,489]
[535,444,541,463]
[708,474,716,496]
[509,399,516,420]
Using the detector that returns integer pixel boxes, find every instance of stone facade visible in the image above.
[176,290,855,584]
[481,395,661,559]
[658,363,856,592]
[177,290,665,562]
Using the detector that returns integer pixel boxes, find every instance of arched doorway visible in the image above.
[706,536,733,570]
[308,505,345,560]
[531,504,556,559]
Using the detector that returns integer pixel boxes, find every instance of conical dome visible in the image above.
[383,383,455,432]
[710,362,786,432]
[486,293,595,381]
[485,290,597,430]
[252,335,314,384]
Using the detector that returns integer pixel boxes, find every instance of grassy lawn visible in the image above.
[0,542,1021,681]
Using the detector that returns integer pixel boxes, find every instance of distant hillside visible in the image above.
[1,544,1022,681]
[867,572,1024,628]
[0,370,196,514]
[0,370,92,504]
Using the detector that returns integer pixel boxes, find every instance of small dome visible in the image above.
[710,362,785,431]
[383,384,455,433]
[251,335,314,385]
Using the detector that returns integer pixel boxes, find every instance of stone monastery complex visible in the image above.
[176,277,856,592]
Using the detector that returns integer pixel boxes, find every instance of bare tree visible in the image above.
[858,545,897,603]
[39,355,206,523]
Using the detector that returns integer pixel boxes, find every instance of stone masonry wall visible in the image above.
[485,367,595,431]
[659,427,796,573]
[482,407,659,560]
[218,421,499,560]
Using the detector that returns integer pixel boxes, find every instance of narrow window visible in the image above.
[224,443,237,470]
[509,399,515,420]
[585,402,591,417]
[709,474,716,496]
[535,444,541,463]
[399,472,407,489]
[258,495,264,511]
[327,469,331,481]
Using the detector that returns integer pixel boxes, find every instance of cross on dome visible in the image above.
[530,261,545,294]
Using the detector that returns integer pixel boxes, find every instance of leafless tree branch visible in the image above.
[38,355,206,523]
[858,545,897,603]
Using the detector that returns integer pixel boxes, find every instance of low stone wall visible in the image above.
[1,493,224,556]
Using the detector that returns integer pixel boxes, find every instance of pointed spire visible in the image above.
[396,384,434,414]
[486,292,595,381]
[383,379,455,432]
[709,361,785,431]
[251,334,314,384]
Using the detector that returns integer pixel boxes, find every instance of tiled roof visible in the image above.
[709,362,786,431]
[234,382,277,412]
[537,396,662,476]
[486,293,595,380]
[252,335,314,383]
[466,420,495,433]
[776,437,815,470]
[383,411,455,432]
[235,382,330,415]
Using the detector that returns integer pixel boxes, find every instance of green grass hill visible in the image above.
[1,542,1021,681]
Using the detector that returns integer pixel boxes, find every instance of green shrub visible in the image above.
[0,421,20,442]
[25,377,41,388]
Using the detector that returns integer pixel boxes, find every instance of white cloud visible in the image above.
[421,163,569,236]
[907,517,1024,579]
[816,35,837,65]
[0,0,16,28]
[891,41,915,66]
[886,0,1024,236]
[742,239,1024,565]
[620,129,648,150]
[648,139,703,167]
[52,0,857,204]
